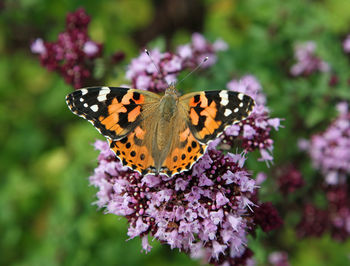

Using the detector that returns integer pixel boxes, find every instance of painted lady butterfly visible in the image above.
[66,85,255,176]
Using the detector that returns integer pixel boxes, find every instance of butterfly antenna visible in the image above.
[176,56,208,86]
[145,49,169,86]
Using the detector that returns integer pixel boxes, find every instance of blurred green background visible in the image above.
[1,0,350,265]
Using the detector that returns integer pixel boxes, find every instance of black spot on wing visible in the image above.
[66,87,138,139]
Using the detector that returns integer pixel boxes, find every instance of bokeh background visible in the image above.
[1,0,350,265]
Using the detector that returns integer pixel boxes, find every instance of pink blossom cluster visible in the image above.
[290,41,330,76]
[31,8,124,88]
[307,102,350,185]
[268,251,290,266]
[277,165,304,195]
[343,35,350,53]
[221,75,282,164]
[297,185,350,241]
[297,103,350,241]
[90,140,282,265]
[126,33,228,92]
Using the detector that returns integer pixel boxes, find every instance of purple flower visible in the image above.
[296,203,329,238]
[268,251,290,266]
[31,8,124,89]
[83,40,100,56]
[126,49,180,92]
[127,34,227,93]
[253,202,283,232]
[277,165,305,195]
[343,35,350,53]
[290,41,330,76]
[297,185,350,241]
[221,75,282,164]
[30,38,46,55]
[307,102,350,185]
[90,141,271,263]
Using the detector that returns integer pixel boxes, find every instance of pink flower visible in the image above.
[290,41,330,76]
[30,38,46,55]
[343,35,350,53]
[83,40,100,56]
[89,141,276,264]
[307,102,350,185]
[31,8,123,89]
[222,75,282,164]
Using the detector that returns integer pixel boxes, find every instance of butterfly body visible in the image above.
[66,86,255,177]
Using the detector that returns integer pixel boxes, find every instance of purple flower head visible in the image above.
[297,185,350,241]
[89,140,271,264]
[83,40,100,57]
[268,251,290,266]
[30,38,46,55]
[277,165,305,195]
[126,49,181,92]
[307,102,350,185]
[178,33,228,69]
[221,75,282,164]
[127,34,227,93]
[290,41,330,76]
[31,8,124,89]
[326,186,350,240]
[253,202,283,232]
[343,35,350,53]
[296,203,329,238]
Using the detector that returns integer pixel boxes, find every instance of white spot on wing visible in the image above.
[224,109,232,116]
[238,93,244,100]
[234,108,239,113]
[97,87,111,102]
[239,102,243,107]
[81,89,88,95]
[84,103,88,108]
[80,98,84,102]
[90,104,98,112]
[219,90,229,106]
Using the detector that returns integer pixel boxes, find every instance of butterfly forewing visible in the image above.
[66,87,160,140]
[179,90,255,143]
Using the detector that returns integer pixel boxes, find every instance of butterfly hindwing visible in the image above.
[108,127,156,175]
[179,90,255,143]
[161,126,207,177]
[66,87,160,140]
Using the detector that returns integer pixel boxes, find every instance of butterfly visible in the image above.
[66,85,255,177]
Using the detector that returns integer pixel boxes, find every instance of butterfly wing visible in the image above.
[108,120,157,175]
[179,90,255,143]
[160,122,207,177]
[66,86,162,175]
[66,87,160,140]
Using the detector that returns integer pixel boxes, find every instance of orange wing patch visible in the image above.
[99,91,145,138]
[109,131,155,174]
[161,128,207,176]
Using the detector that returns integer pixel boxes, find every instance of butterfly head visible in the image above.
[165,84,180,97]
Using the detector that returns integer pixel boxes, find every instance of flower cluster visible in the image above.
[297,185,350,241]
[90,140,281,265]
[31,8,124,88]
[268,251,290,266]
[305,102,350,185]
[297,102,350,241]
[220,75,282,164]
[277,165,304,195]
[343,35,350,53]
[290,41,330,76]
[126,33,228,92]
